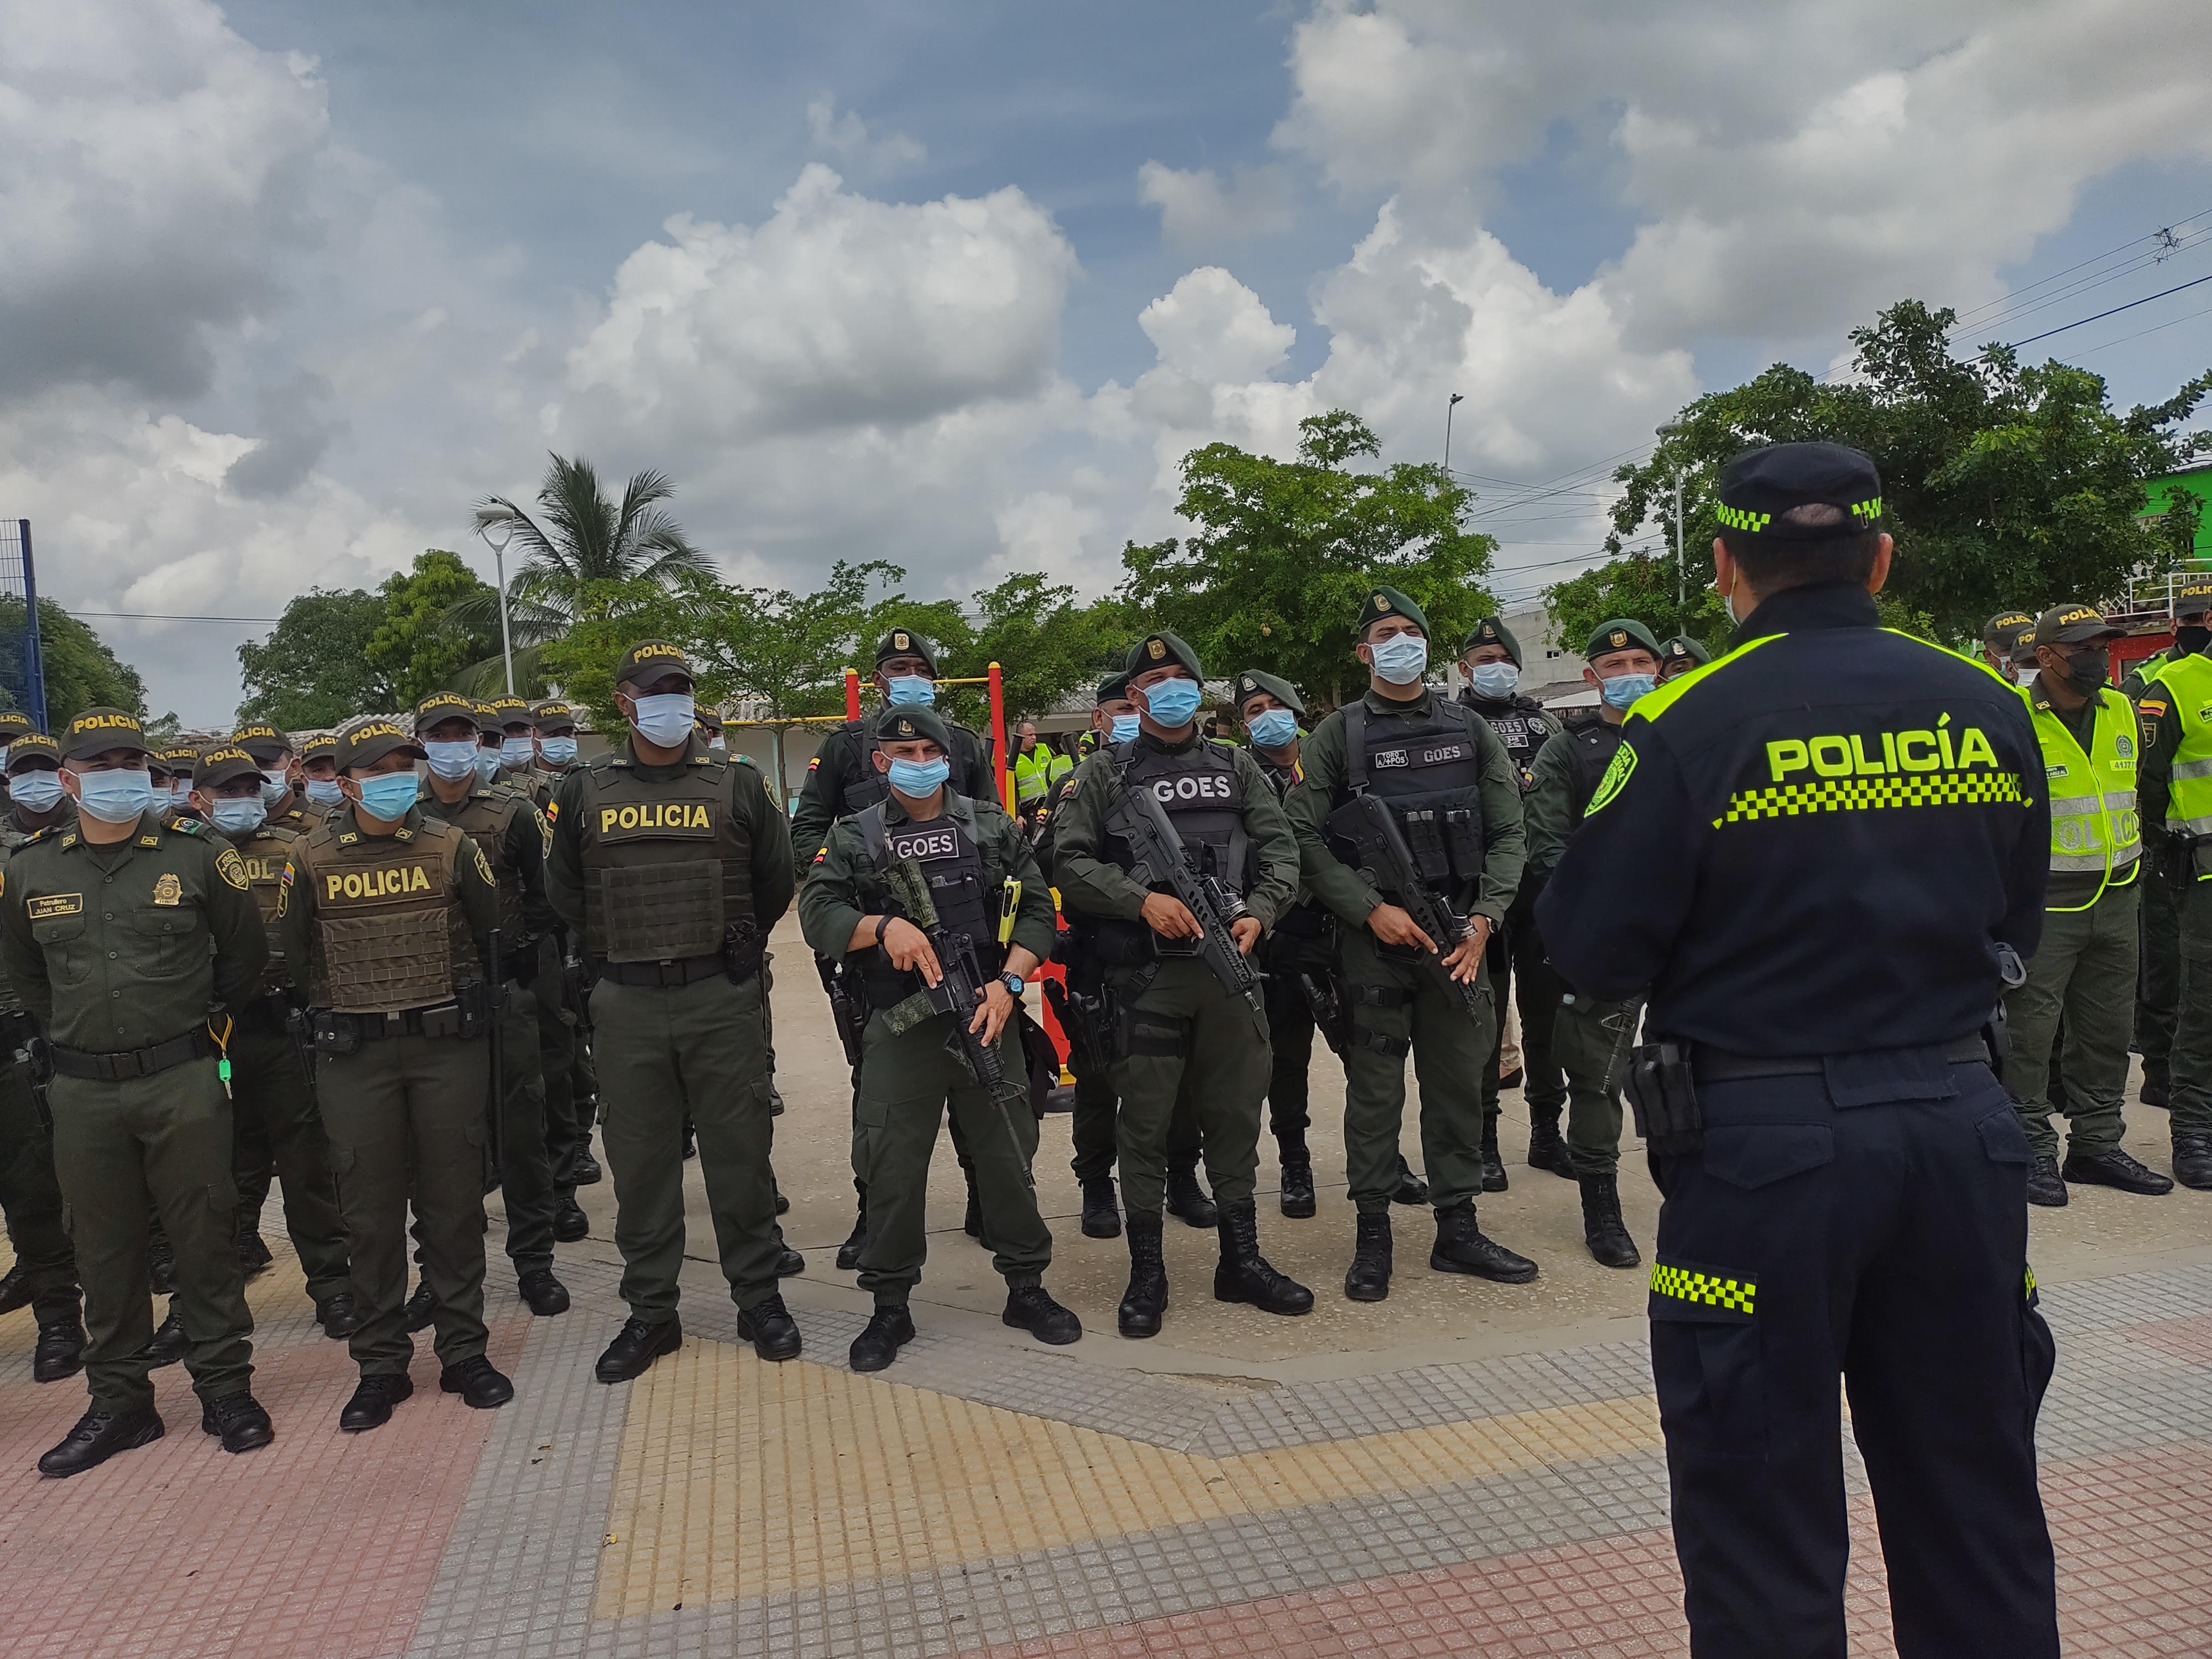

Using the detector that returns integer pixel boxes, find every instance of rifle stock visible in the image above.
[1328,793,1488,1023]
[1104,782,1266,1033]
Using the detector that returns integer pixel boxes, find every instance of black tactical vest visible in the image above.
[1460,691,1554,790]
[571,754,756,962]
[838,718,983,816]
[1336,698,1488,900]
[1114,736,1250,893]
[861,803,992,948]
[1556,710,1625,816]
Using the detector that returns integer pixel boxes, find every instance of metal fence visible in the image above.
[0,519,46,731]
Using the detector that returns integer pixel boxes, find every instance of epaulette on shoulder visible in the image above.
[164,815,206,836]
[19,822,60,848]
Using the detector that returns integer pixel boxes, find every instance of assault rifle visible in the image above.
[1327,792,1488,1024]
[879,857,1035,1189]
[1104,782,1266,1035]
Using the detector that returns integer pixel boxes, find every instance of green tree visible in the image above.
[235,588,391,729]
[538,572,732,733]
[0,599,152,727]
[1120,410,1495,709]
[1574,299,2212,651]
[968,574,1134,724]
[366,550,504,706]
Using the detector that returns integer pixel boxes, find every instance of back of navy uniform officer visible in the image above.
[0,708,274,1475]
[413,695,570,1323]
[1283,588,1536,1304]
[1456,614,1564,1193]
[1538,442,2060,1659]
[282,718,513,1431]
[545,641,801,1379]
[525,699,601,1232]
[2005,605,2174,1206]
[1051,630,1314,1337]
[1524,618,1667,1270]
[192,745,356,1338]
[799,703,1081,1371]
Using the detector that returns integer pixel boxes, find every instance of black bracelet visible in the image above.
[874,915,891,946]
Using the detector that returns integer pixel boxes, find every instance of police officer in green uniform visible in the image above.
[229,722,323,835]
[488,696,538,786]
[1540,442,2059,1658]
[410,694,570,1319]
[6,735,75,840]
[0,709,31,781]
[1980,610,2038,684]
[1285,590,1536,1302]
[282,717,513,1430]
[299,733,345,814]
[792,628,996,1264]
[2004,605,2171,1204]
[149,747,197,820]
[525,699,599,1233]
[801,703,1082,1369]
[1,708,274,1475]
[1524,619,1666,1269]
[1657,636,1712,681]
[1053,631,1312,1336]
[191,745,356,1334]
[1456,615,1563,1192]
[547,641,802,1378]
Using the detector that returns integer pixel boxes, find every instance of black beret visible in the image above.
[873,629,940,674]
[873,702,952,752]
[1095,671,1133,705]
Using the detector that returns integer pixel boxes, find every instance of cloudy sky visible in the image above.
[7,0,2212,724]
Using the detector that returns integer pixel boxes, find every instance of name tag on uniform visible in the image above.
[28,894,82,920]
[1145,774,1238,803]
[887,826,959,861]
[324,864,435,902]
[597,802,715,839]
[1373,739,1472,771]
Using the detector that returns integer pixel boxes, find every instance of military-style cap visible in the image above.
[1125,630,1203,681]
[1459,615,1521,667]
[0,712,35,742]
[6,734,59,773]
[61,707,150,760]
[1715,442,1883,540]
[2032,602,2122,648]
[873,702,952,752]
[158,745,201,778]
[414,692,480,734]
[336,718,425,771]
[1585,618,1663,661]
[2172,574,2212,617]
[873,629,940,674]
[616,639,693,688]
[489,695,533,731]
[1981,611,2036,652]
[1660,635,1712,669]
[195,745,262,790]
[302,733,338,761]
[228,721,294,761]
[471,700,504,735]
[1233,669,1305,717]
[695,706,724,733]
[530,699,579,733]
[1095,671,1133,705]
[1356,585,1430,638]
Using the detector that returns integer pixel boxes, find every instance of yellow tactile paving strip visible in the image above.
[593,1337,1663,1616]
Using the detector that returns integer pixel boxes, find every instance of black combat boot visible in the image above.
[234,1214,273,1282]
[2173,1133,2212,1191]
[574,1144,603,1185]
[773,1232,806,1277]
[2063,1147,2174,1195]
[1003,1284,1083,1345]
[33,1316,85,1383]
[552,1194,589,1242]
[200,1391,275,1452]
[1117,1213,1168,1338]
[143,1303,189,1368]
[2026,1154,2068,1207]
[0,1262,35,1316]
[1212,1202,1314,1316]
[1343,1212,1392,1302]
[1391,1156,1430,1206]
[147,1229,176,1296]
[404,1279,437,1332]
[1081,1176,1123,1239]
[518,1269,571,1316]
[736,1293,802,1361]
[1430,1201,1538,1283]
[595,1316,682,1383]
[39,1406,163,1476]
[315,1292,360,1339]
[837,1182,869,1270]
[440,1355,515,1408]
[849,1305,915,1373]
[1577,1173,1641,1269]
[339,1373,413,1432]
[1526,1107,1574,1178]
[1165,1162,1218,1228]
[1279,1159,1317,1219]
[1479,1115,1509,1193]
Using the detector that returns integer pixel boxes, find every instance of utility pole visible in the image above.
[1444,392,1464,474]
[1674,469,1686,610]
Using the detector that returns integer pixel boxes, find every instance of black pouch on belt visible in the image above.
[1623,1040,1702,1156]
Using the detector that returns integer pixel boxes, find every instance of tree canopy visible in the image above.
[236,588,391,729]
[366,550,504,707]
[0,598,153,728]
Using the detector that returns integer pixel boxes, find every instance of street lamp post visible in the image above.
[472,507,518,696]
[1443,392,1465,474]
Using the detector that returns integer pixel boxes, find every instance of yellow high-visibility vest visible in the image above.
[2026,684,2139,909]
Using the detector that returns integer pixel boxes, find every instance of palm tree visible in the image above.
[448,453,714,691]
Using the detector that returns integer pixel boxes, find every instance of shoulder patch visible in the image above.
[216,847,250,891]
[1584,742,1637,818]
[469,838,495,885]
[807,757,821,771]
[166,816,206,836]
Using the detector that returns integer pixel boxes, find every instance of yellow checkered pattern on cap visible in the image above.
[1719,770,2023,824]
[1651,1264,1756,1316]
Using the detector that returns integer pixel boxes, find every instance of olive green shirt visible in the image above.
[416,781,559,941]
[1523,718,1623,887]
[1282,686,1527,928]
[544,732,796,941]
[0,812,269,1051]
[790,716,995,863]
[1047,732,1300,932]
[797,790,1058,970]
[3,797,76,843]
[276,803,503,998]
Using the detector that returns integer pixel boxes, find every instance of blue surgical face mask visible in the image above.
[259,767,290,804]
[304,776,345,805]
[472,748,503,785]
[886,756,950,797]
[1368,632,1429,686]
[885,675,936,707]
[629,692,696,748]
[1600,672,1656,710]
[76,768,159,825]
[1246,708,1298,751]
[208,797,268,834]
[355,771,421,821]
[1140,677,1203,728]
[424,741,477,782]
[1109,712,1140,743]
[538,736,578,766]
[500,737,535,769]
[8,770,63,813]
[1467,662,1520,699]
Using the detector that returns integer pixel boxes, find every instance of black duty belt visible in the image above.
[1691,1036,1987,1083]
[51,1029,216,1081]
[321,1003,468,1042]
[601,953,726,988]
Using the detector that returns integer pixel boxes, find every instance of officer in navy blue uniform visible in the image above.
[1538,442,2059,1659]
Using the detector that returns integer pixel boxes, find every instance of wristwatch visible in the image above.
[999,971,1026,999]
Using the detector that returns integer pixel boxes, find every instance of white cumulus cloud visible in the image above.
[1138,161,1297,246]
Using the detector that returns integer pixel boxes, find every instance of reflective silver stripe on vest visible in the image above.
[2172,756,2212,781]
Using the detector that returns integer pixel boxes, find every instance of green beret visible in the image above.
[1231,669,1305,717]
[873,702,952,753]
[1660,635,1712,668]
[873,628,940,675]
[1584,618,1663,661]
[1126,630,1203,681]
[1355,585,1429,639]
[1095,671,1133,705]
[1459,614,1521,667]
